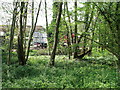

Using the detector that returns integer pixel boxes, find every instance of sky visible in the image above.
[0,0,53,28]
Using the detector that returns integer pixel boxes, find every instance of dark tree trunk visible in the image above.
[76,49,91,60]
[73,1,78,58]
[25,0,42,61]
[23,2,28,51]
[17,2,26,65]
[50,2,63,66]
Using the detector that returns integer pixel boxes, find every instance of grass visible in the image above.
[2,55,119,88]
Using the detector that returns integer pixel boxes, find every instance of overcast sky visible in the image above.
[0,0,53,28]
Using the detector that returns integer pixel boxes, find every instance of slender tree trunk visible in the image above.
[25,0,42,61]
[45,0,50,55]
[73,1,78,58]
[23,2,28,51]
[17,2,26,65]
[63,3,71,59]
[76,3,94,59]
[50,2,63,66]
[83,3,90,54]
[8,2,18,65]
[65,2,73,44]
[88,20,96,56]
[88,29,94,56]
[31,0,34,37]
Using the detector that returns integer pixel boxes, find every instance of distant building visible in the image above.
[0,25,48,48]
[33,26,48,48]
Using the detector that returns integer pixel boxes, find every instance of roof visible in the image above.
[26,25,45,32]
[0,25,45,32]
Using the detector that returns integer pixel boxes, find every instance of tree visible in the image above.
[73,1,78,58]
[65,2,74,44]
[63,2,71,59]
[82,3,94,55]
[93,2,120,66]
[44,0,50,55]
[93,2,120,85]
[72,2,94,59]
[50,2,63,66]
[25,0,42,62]
[8,2,18,65]
[17,2,26,65]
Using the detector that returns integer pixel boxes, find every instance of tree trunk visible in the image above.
[17,2,26,65]
[8,2,18,65]
[63,3,71,59]
[23,2,28,51]
[45,0,50,55]
[50,2,63,66]
[73,1,78,58]
[25,0,42,61]
[65,2,73,44]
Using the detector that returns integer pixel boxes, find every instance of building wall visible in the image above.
[33,31,47,44]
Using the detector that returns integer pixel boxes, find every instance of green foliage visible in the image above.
[83,48,118,66]
[2,55,119,88]
[29,49,49,56]
[2,51,18,64]
[29,48,69,56]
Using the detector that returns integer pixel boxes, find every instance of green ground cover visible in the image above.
[2,55,119,88]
